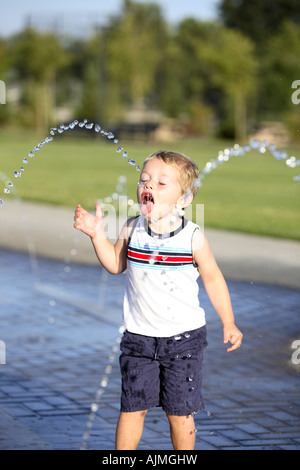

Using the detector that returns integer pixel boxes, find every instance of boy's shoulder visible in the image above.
[120,216,140,241]
[126,215,140,229]
[191,224,206,252]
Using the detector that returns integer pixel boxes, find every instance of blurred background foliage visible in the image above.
[0,0,299,141]
[0,0,299,239]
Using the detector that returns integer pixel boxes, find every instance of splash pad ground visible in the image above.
[0,201,299,450]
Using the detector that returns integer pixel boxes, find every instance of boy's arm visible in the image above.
[74,204,132,274]
[193,229,243,352]
[91,225,128,274]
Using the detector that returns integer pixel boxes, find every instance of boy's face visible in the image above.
[137,157,184,220]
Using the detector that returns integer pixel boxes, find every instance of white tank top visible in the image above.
[123,215,206,337]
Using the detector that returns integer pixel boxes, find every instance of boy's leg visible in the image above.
[159,327,207,450]
[115,410,148,450]
[166,413,196,450]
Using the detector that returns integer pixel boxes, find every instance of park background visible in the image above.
[0,0,299,240]
[0,1,300,451]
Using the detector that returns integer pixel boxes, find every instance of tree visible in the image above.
[259,20,300,114]
[10,28,68,132]
[202,26,258,141]
[0,38,10,122]
[165,19,222,134]
[219,0,300,47]
[172,19,257,140]
[105,0,168,119]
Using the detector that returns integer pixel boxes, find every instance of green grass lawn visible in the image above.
[0,127,299,240]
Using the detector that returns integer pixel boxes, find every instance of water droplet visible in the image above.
[95,124,101,132]
[119,325,126,334]
[85,123,94,129]
[117,146,123,153]
[193,178,201,188]
[101,377,108,388]
[259,145,266,153]
[91,403,98,412]
[122,151,128,158]
[23,158,28,164]
[0,199,4,207]
[4,188,10,194]
[28,151,34,158]
[174,335,181,341]
[250,139,259,149]
[184,333,191,338]
[286,156,296,168]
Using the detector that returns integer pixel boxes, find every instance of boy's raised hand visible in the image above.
[74,203,104,239]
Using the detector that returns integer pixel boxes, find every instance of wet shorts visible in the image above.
[119,325,207,416]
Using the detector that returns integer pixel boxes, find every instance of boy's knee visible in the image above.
[121,409,148,419]
[166,413,194,424]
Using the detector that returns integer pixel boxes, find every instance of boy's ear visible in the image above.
[177,191,193,209]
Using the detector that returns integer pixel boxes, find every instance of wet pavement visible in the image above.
[0,245,299,450]
[0,199,300,450]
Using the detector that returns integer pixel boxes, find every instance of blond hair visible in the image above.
[144,150,199,198]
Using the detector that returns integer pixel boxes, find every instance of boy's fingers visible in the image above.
[95,203,102,218]
[225,333,243,352]
[227,340,241,352]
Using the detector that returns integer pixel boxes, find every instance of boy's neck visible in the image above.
[146,214,184,237]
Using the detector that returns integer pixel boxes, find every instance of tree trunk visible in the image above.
[234,93,247,142]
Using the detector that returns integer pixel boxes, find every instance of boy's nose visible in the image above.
[145,179,154,189]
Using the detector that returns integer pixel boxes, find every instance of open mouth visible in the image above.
[142,192,154,205]
[141,192,155,214]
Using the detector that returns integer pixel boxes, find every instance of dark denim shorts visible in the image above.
[119,325,207,416]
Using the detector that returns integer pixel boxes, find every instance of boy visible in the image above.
[74,150,243,450]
